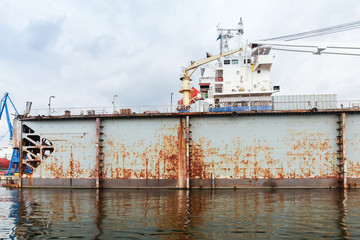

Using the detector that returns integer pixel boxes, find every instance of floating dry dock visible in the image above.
[15,108,360,189]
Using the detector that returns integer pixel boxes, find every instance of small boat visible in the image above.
[0,157,10,170]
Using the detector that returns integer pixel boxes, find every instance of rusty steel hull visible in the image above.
[190,115,338,185]
[17,110,360,188]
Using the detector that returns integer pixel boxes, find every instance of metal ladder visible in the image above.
[96,118,105,188]
[336,113,347,188]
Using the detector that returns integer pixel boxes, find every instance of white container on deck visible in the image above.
[272,94,337,111]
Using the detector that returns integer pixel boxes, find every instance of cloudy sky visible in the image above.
[1,0,360,144]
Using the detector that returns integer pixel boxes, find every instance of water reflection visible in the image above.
[337,189,349,239]
[0,187,20,239]
[1,187,359,239]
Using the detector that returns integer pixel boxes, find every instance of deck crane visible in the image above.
[250,41,360,56]
[0,93,20,175]
[180,47,243,107]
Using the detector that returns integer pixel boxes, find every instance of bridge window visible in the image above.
[215,84,223,93]
[215,69,223,82]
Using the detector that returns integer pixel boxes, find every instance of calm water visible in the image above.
[0,185,359,239]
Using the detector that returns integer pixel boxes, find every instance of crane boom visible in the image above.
[183,47,243,75]
[252,40,360,49]
[180,47,243,106]
[251,41,360,55]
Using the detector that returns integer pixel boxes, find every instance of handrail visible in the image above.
[22,99,360,116]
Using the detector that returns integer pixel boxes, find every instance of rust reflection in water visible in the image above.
[0,187,359,239]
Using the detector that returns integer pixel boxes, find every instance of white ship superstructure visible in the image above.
[196,19,279,110]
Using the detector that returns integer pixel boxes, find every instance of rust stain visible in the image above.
[189,130,336,181]
[285,131,336,178]
[32,138,90,179]
[178,118,186,188]
[103,123,181,181]
[69,147,74,179]
[191,142,205,179]
[347,161,360,178]
[20,116,348,188]
[346,139,360,178]
[123,169,132,179]
[43,156,65,179]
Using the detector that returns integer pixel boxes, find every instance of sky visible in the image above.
[1,0,360,145]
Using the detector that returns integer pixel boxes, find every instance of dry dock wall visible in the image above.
[18,111,360,188]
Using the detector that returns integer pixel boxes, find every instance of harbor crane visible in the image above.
[0,93,20,175]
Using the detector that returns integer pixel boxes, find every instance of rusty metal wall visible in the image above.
[20,117,186,188]
[344,114,360,183]
[21,120,97,187]
[189,114,339,188]
[100,118,185,188]
[18,112,360,188]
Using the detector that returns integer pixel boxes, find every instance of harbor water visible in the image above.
[0,185,359,239]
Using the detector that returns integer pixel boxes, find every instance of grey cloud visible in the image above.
[90,35,117,56]
[75,34,117,57]
[27,19,63,51]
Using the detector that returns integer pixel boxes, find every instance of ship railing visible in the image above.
[26,100,360,117]
[337,100,360,110]
[271,100,360,111]
[26,105,178,117]
[189,100,360,112]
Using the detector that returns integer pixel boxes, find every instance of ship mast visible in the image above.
[217,18,244,54]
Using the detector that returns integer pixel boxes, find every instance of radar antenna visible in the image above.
[217,18,244,54]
